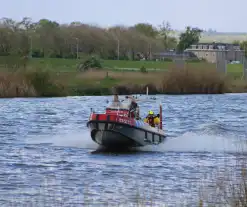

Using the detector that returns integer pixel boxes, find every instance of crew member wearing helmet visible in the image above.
[144,110,160,128]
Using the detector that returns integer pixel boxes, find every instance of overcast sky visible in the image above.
[1,0,246,32]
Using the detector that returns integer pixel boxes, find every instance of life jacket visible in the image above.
[147,116,155,127]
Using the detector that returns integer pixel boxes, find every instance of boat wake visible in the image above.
[25,130,247,154]
[140,131,247,154]
[25,130,99,150]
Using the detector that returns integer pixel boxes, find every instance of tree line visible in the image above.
[0,17,203,60]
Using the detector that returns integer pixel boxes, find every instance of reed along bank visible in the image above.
[0,68,247,98]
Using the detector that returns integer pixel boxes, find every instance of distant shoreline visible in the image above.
[0,62,247,97]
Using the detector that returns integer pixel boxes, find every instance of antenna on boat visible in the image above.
[159,103,162,130]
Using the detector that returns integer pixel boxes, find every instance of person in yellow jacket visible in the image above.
[144,110,160,128]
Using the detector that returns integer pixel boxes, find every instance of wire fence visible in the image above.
[173,51,247,80]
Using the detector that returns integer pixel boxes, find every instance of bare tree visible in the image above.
[0,17,170,61]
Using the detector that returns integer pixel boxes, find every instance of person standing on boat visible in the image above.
[110,94,122,107]
[125,95,138,118]
[144,110,160,128]
[113,94,119,103]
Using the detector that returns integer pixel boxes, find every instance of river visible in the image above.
[0,94,247,207]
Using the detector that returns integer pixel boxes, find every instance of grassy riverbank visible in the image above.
[0,56,246,97]
[0,57,244,73]
[0,66,247,98]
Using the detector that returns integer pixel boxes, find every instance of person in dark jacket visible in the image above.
[125,95,138,118]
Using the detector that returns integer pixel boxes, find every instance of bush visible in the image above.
[162,68,226,94]
[77,56,102,72]
[0,72,36,97]
[0,55,29,71]
[163,58,173,62]
[24,70,67,97]
[72,87,110,96]
[186,58,206,63]
[140,66,147,73]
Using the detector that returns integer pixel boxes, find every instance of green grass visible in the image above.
[1,66,247,97]
[103,59,173,69]
[31,58,246,76]
[0,57,245,78]
[227,64,245,78]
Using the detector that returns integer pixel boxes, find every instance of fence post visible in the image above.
[174,58,185,70]
[224,59,227,75]
[243,57,247,80]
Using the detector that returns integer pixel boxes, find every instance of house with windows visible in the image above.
[185,42,245,63]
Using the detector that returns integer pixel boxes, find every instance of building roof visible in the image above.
[187,42,242,50]
[152,50,197,57]
[191,42,240,46]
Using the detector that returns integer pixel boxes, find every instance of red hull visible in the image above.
[89,113,135,126]
[86,103,166,148]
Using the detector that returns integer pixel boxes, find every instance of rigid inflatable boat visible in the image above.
[86,95,166,149]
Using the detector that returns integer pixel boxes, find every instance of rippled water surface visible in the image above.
[1,94,247,206]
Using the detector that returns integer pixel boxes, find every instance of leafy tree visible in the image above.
[0,17,170,61]
[232,40,240,44]
[133,23,158,38]
[177,26,203,52]
[236,40,247,57]
[78,56,102,72]
[166,36,177,50]
[159,21,175,49]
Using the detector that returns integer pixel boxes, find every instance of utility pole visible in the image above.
[110,32,120,60]
[117,38,120,60]
[75,38,79,59]
[244,45,247,80]
[29,36,32,58]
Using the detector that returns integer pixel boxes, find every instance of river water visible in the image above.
[0,94,247,207]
